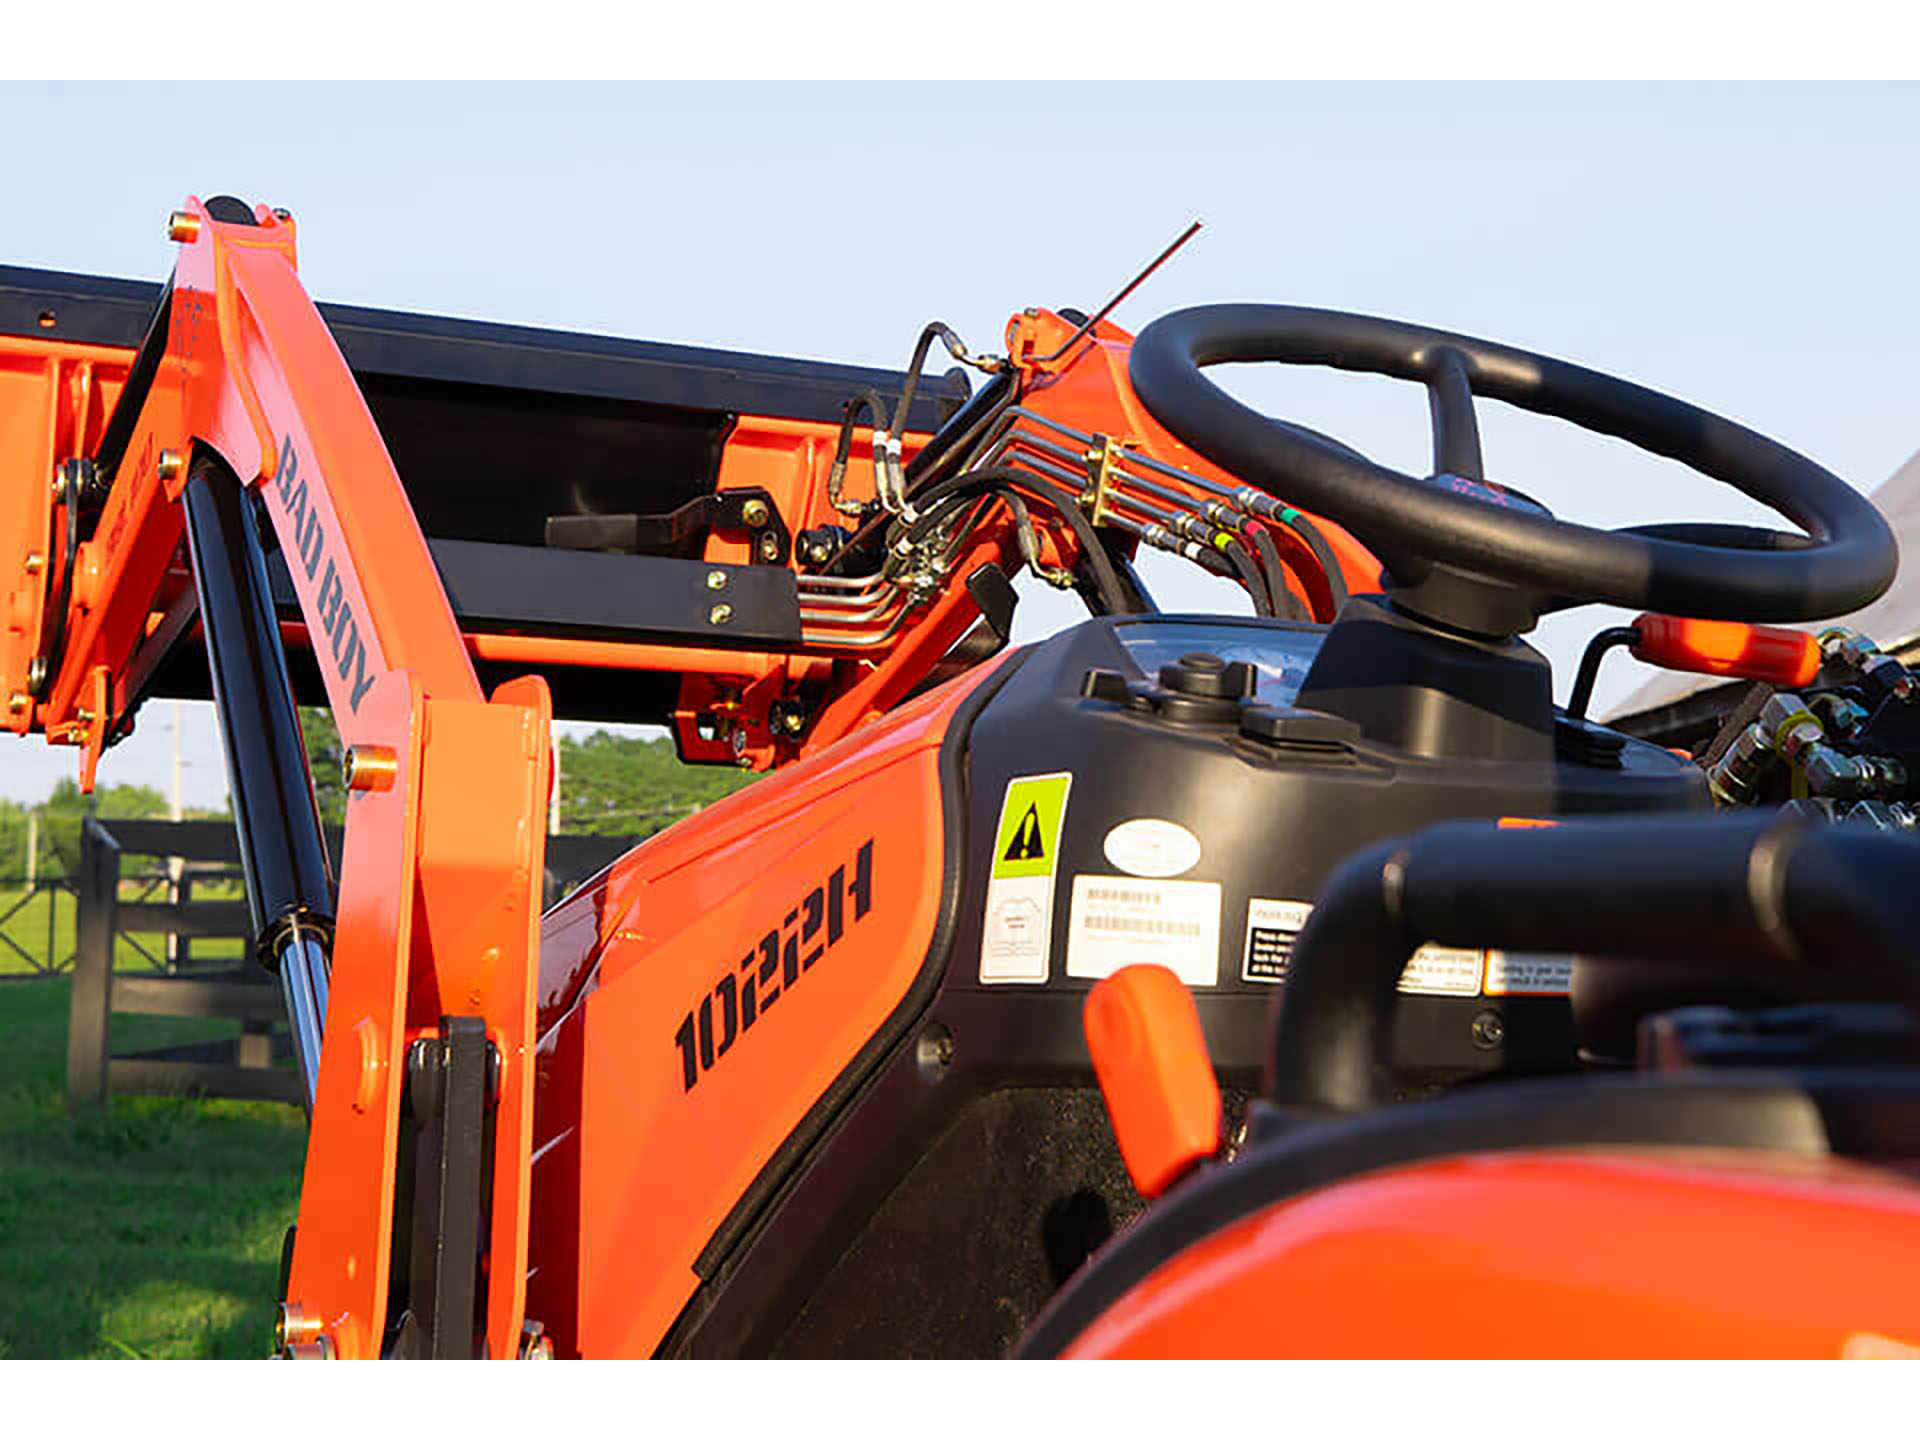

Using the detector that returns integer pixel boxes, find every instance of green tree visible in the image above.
[0,798,27,879]
[557,731,756,839]
[298,708,347,828]
[35,777,169,876]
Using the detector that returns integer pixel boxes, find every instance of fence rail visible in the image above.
[0,875,77,975]
[58,817,644,1109]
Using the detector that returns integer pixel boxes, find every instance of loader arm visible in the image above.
[6,196,551,1360]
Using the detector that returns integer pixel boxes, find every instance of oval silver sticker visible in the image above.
[1102,818,1202,879]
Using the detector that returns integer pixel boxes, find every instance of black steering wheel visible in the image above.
[1129,305,1897,636]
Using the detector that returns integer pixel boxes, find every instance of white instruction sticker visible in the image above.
[1483,951,1575,996]
[1066,875,1221,986]
[1396,945,1486,997]
[978,772,1073,984]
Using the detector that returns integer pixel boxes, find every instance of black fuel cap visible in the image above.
[1159,652,1257,700]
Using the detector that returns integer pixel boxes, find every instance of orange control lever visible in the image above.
[1630,613,1822,689]
[1084,965,1222,1199]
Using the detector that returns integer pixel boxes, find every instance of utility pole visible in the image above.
[549,731,563,835]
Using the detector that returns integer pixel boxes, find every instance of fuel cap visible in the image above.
[1158,652,1256,700]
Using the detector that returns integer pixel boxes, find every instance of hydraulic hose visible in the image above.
[1221,536,1274,617]
[1245,521,1309,622]
[1267,504,1347,616]
[902,465,1136,615]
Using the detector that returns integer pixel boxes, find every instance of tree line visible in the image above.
[1,711,751,881]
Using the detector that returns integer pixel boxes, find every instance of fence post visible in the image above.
[66,818,122,1111]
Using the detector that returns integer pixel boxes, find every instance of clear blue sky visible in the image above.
[2,81,1916,807]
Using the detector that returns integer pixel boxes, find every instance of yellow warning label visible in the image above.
[990,772,1073,881]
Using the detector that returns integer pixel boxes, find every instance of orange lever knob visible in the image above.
[1631,613,1821,689]
[1084,964,1222,1198]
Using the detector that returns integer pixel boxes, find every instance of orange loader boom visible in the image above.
[0,197,1379,1359]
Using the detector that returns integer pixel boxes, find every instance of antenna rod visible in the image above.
[1031,218,1205,364]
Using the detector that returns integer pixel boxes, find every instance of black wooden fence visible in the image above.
[64,817,640,1111]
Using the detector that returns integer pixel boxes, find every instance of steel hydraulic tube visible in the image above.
[180,450,337,1111]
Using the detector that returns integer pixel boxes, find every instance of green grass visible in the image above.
[0,977,305,1358]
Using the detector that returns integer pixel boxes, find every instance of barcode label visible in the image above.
[1066,874,1221,986]
[1082,914,1206,938]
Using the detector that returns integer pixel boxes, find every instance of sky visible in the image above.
[1,80,1917,808]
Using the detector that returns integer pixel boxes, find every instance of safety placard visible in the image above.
[1242,898,1314,983]
[1483,950,1575,996]
[1066,875,1221,986]
[1241,898,1488,995]
[979,772,1073,984]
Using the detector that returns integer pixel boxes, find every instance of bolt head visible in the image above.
[759,534,781,561]
[705,569,728,591]
[157,449,185,484]
[8,692,29,716]
[709,603,732,626]
[1470,1010,1505,1050]
[740,498,771,528]
[24,551,43,576]
[167,211,201,243]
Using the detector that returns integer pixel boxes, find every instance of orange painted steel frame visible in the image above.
[1063,1150,1920,1358]
[5,198,554,1361]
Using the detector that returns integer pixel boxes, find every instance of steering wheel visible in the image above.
[1129,306,1897,637]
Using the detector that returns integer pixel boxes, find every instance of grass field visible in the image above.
[0,977,304,1359]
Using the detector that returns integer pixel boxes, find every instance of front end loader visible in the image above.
[5,196,1918,1358]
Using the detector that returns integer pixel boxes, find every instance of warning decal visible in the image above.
[1066,875,1221,986]
[1242,898,1314,983]
[990,773,1072,881]
[1483,951,1575,996]
[1241,898,1541,997]
[979,772,1073,984]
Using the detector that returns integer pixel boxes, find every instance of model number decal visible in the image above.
[673,839,874,1092]
[273,434,377,712]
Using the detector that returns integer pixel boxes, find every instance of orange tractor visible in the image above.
[5,196,1919,1358]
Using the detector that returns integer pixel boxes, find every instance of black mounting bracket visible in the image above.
[384,1016,498,1360]
[544,486,791,566]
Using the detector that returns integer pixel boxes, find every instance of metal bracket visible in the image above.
[385,1017,498,1360]
[1082,434,1125,527]
[543,486,791,565]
